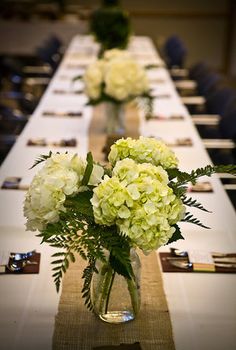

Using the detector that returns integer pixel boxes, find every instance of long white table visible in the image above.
[0,35,236,350]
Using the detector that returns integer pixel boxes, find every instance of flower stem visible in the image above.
[127,276,140,316]
[98,264,114,315]
[104,270,116,313]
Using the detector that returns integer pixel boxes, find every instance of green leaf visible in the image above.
[51,259,63,264]
[52,266,61,271]
[166,224,184,245]
[51,252,65,257]
[64,258,69,269]
[109,250,132,279]
[65,191,94,217]
[81,152,94,186]
[29,151,53,169]
[69,252,76,262]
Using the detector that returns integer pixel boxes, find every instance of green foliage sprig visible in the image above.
[167,164,236,236]
[90,6,131,52]
[37,190,132,308]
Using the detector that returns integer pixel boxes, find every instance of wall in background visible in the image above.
[0,0,235,77]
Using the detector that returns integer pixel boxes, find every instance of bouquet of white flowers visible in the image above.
[73,49,153,127]
[24,136,236,320]
[83,49,150,103]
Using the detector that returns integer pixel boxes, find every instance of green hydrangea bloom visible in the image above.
[91,159,185,252]
[108,136,179,169]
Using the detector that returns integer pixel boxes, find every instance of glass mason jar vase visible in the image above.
[105,101,125,136]
[91,248,141,324]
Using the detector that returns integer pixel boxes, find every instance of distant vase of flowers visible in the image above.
[75,49,153,136]
[89,0,131,55]
[24,137,236,323]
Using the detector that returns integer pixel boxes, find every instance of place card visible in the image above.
[42,110,83,117]
[58,74,85,81]
[27,138,77,147]
[149,78,165,84]
[151,93,171,99]
[187,181,213,193]
[188,250,215,272]
[53,89,84,95]
[1,177,28,190]
[167,138,193,147]
[147,114,185,121]
[65,63,88,69]
[149,136,193,147]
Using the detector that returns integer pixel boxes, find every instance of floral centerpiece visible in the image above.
[24,136,236,323]
[75,49,153,135]
[90,0,131,54]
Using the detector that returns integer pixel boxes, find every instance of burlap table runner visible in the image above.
[53,252,175,350]
[52,104,175,349]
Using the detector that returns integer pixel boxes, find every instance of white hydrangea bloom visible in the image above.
[108,136,179,169]
[91,159,185,252]
[83,53,149,102]
[83,60,104,100]
[103,49,131,61]
[24,153,104,232]
[104,58,149,101]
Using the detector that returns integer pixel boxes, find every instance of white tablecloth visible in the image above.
[0,35,235,350]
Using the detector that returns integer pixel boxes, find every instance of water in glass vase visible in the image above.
[105,102,125,136]
[91,249,141,324]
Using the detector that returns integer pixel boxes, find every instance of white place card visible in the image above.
[188,250,215,272]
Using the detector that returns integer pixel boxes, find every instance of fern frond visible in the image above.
[213,164,236,175]
[169,165,236,187]
[30,151,53,169]
[182,195,211,212]
[183,212,210,229]
[51,251,71,292]
[81,257,96,311]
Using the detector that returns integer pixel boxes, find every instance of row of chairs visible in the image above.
[162,35,236,207]
[0,35,63,164]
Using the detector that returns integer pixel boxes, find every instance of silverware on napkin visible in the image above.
[168,259,236,270]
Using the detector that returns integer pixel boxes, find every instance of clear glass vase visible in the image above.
[91,248,141,324]
[105,101,125,136]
